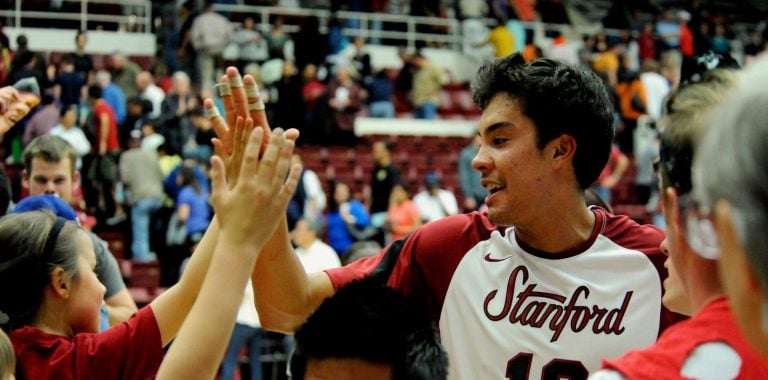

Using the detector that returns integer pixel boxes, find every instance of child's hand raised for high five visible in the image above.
[209,127,302,249]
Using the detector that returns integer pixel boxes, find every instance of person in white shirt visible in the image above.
[135,70,166,120]
[290,217,341,273]
[639,59,671,120]
[413,172,459,223]
[49,105,90,170]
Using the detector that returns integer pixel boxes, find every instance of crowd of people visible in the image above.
[1,1,768,379]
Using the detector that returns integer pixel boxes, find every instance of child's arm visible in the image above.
[157,124,300,379]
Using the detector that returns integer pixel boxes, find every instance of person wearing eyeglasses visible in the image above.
[693,55,768,359]
[591,55,768,379]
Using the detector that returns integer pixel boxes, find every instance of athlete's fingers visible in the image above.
[227,67,249,122]
[219,74,235,128]
[270,135,296,196]
[254,128,284,185]
[284,128,300,142]
[209,155,228,212]
[243,74,269,132]
[205,99,231,156]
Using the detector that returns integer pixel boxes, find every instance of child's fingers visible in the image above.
[240,127,267,181]
[227,67,249,121]
[209,155,228,212]
[270,136,295,193]
[278,162,303,206]
[252,128,284,185]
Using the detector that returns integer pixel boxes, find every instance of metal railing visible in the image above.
[0,0,151,33]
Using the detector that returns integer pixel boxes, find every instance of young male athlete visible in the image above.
[592,57,768,379]
[212,56,682,379]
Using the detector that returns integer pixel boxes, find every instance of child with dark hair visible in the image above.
[290,277,448,380]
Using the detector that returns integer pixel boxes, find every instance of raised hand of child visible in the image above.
[209,127,302,249]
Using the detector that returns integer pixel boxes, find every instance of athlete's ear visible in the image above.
[550,134,576,162]
[663,187,682,230]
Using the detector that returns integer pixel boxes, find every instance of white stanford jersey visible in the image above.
[326,208,682,379]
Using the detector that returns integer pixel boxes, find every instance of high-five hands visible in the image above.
[0,86,34,137]
[210,127,302,248]
[206,67,300,188]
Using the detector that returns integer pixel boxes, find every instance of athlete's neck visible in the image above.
[514,202,596,255]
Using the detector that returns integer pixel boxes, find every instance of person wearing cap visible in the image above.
[413,172,459,223]
[119,129,165,262]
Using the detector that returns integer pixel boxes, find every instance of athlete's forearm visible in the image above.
[251,217,332,332]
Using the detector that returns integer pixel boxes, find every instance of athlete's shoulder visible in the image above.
[595,207,664,252]
[409,211,499,248]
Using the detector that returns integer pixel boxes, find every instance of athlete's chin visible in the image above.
[487,207,514,227]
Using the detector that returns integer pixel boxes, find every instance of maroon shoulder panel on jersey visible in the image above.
[325,211,498,322]
[595,208,688,333]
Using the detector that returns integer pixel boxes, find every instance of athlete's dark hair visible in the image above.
[472,54,615,189]
[290,277,448,380]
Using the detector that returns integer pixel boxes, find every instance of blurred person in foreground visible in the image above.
[693,55,768,358]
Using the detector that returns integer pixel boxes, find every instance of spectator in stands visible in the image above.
[140,121,165,154]
[289,277,448,380]
[368,140,400,234]
[411,52,446,119]
[656,10,681,51]
[287,153,326,231]
[190,1,234,90]
[110,53,141,100]
[385,183,421,242]
[86,84,122,224]
[366,70,395,118]
[7,34,47,88]
[189,107,217,164]
[458,134,486,211]
[22,94,58,146]
[291,217,342,273]
[544,30,579,65]
[301,63,326,139]
[122,96,152,149]
[638,22,658,61]
[413,172,459,223]
[634,118,660,207]
[395,48,416,108]
[51,55,86,112]
[591,144,629,207]
[159,71,197,155]
[273,60,306,138]
[66,30,94,80]
[327,16,348,59]
[639,59,671,121]
[175,165,211,255]
[692,55,768,358]
[233,16,268,70]
[265,16,293,61]
[96,70,127,126]
[616,64,648,154]
[293,15,329,73]
[136,70,166,120]
[678,11,694,57]
[22,135,137,325]
[326,65,364,146]
[594,62,768,380]
[348,37,372,83]
[743,29,765,64]
[487,18,515,58]
[49,105,90,170]
[592,41,621,88]
[119,130,165,262]
[710,23,730,55]
[326,180,371,256]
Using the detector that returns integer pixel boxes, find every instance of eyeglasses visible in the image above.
[678,193,720,260]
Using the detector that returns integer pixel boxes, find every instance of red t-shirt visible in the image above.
[93,100,121,152]
[601,297,768,378]
[10,306,164,379]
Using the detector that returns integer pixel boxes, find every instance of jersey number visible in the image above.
[506,353,588,380]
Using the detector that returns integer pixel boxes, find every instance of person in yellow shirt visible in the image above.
[487,20,515,58]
